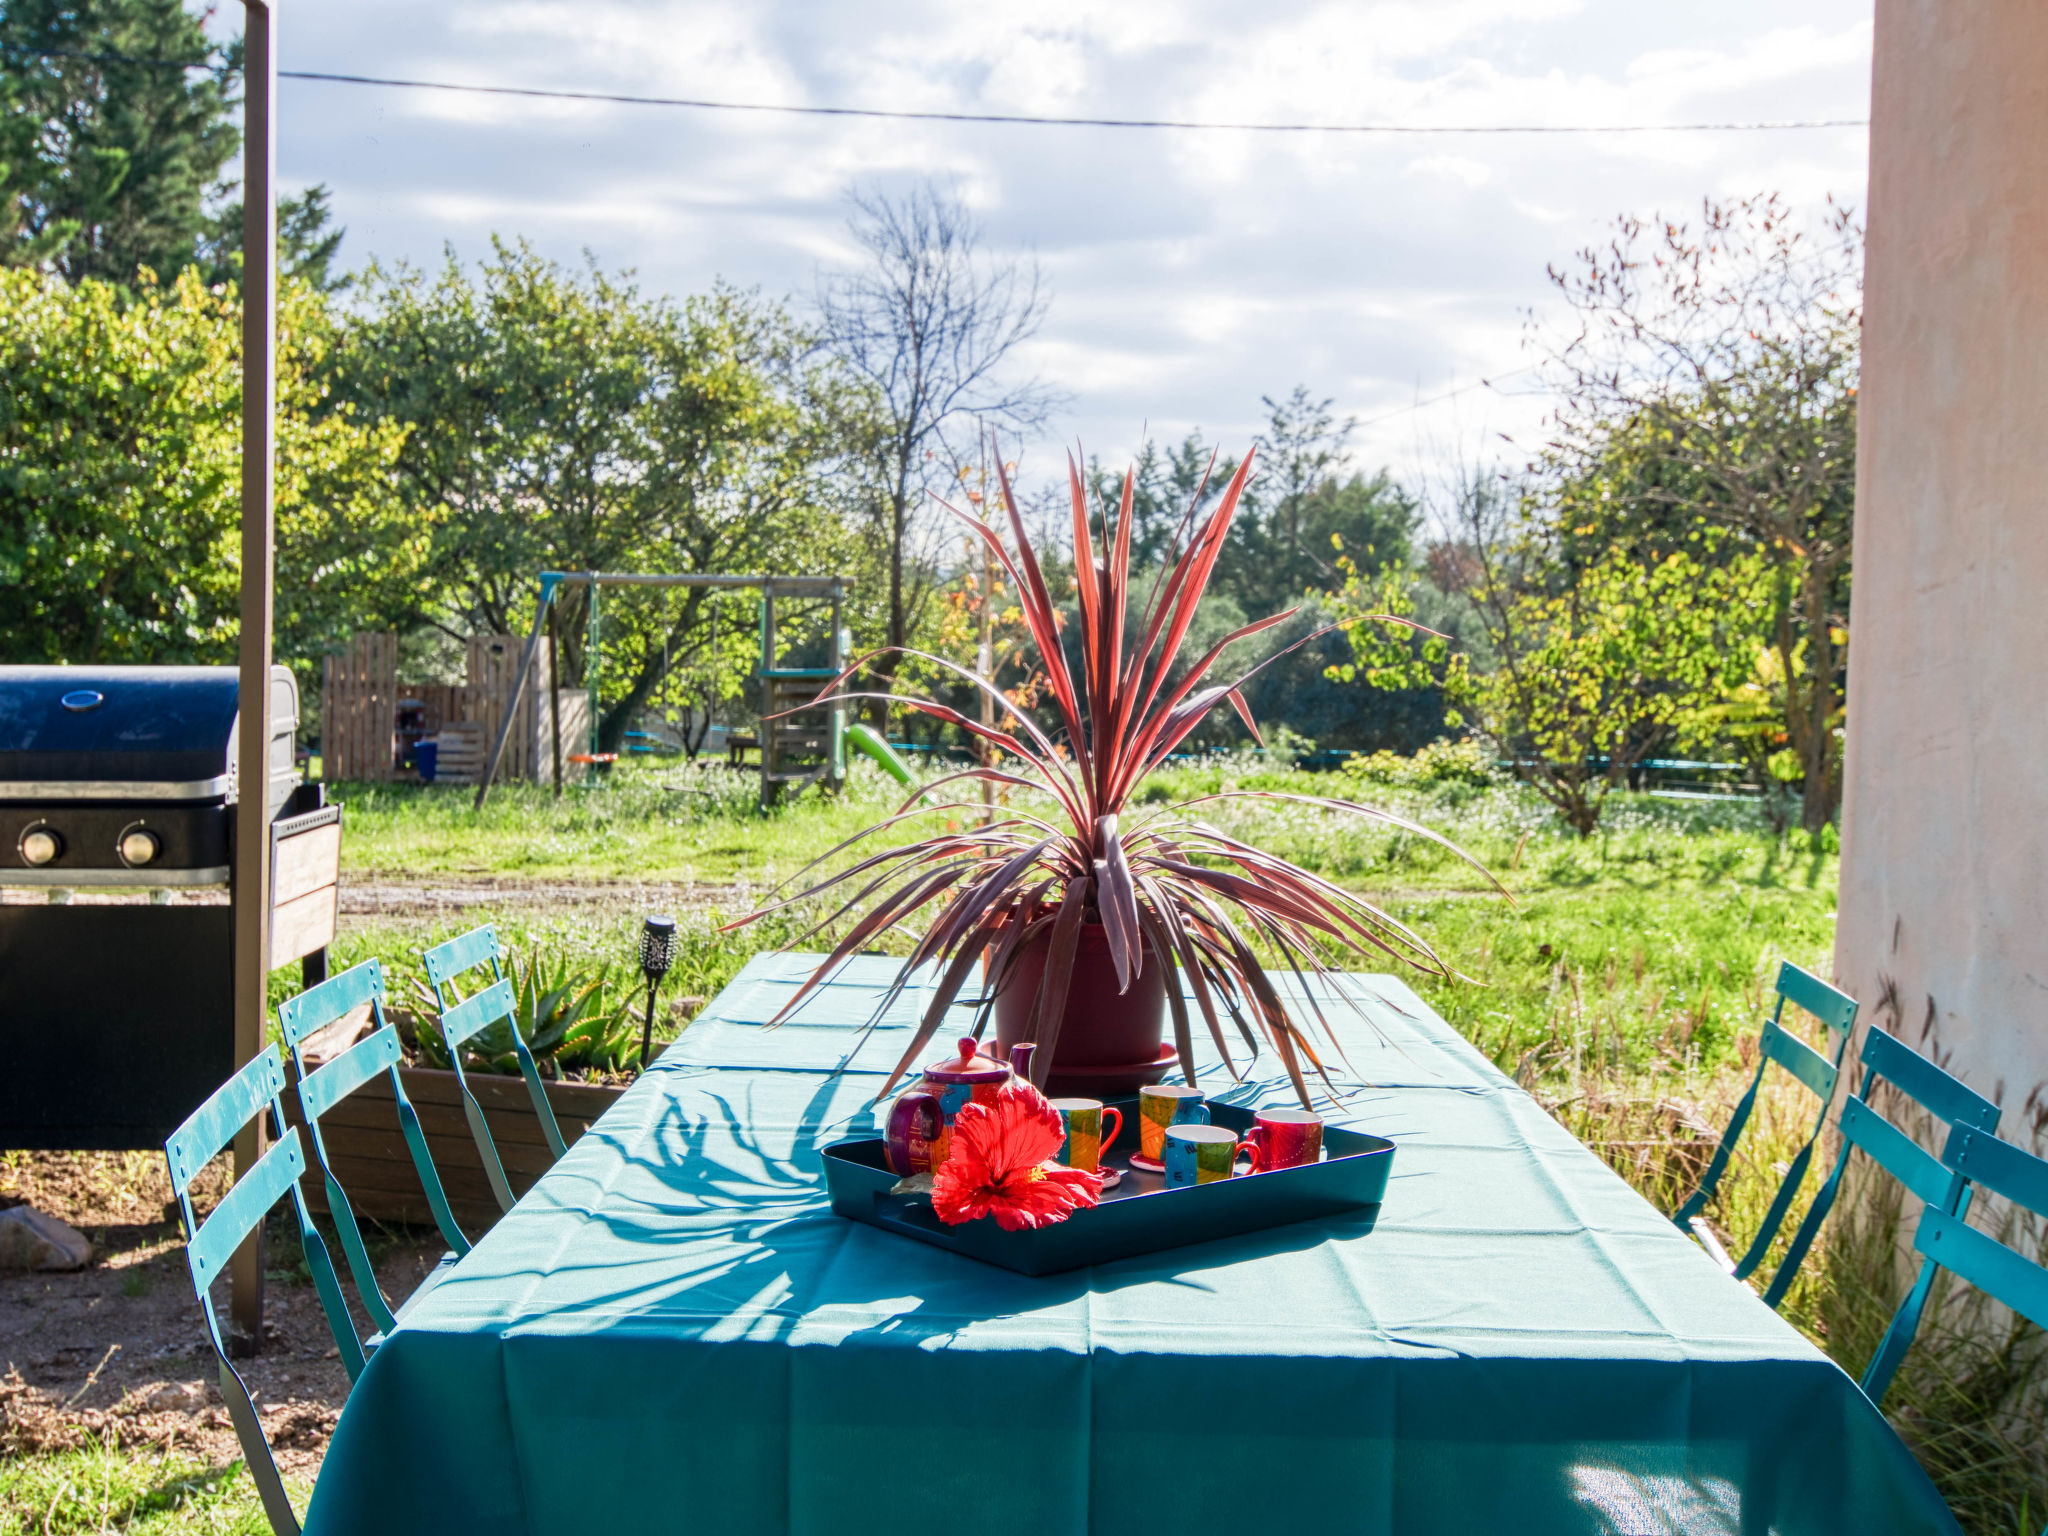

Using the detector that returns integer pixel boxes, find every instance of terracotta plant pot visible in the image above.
[993,920,1172,1095]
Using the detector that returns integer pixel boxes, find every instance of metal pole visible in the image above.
[548,600,564,798]
[230,0,276,1351]
[472,577,556,811]
[585,572,600,780]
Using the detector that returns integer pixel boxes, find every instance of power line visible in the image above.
[4,45,1870,135]
[1354,368,1542,430]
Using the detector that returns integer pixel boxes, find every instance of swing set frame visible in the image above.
[471,570,850,810]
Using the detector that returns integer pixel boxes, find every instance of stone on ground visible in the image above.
[0,1204,92,1270]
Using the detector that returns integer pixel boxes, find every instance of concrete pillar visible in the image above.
[1836,0,2048,1123]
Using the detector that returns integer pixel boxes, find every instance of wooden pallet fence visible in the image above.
[321,634,398,781]
[320,633,553,784]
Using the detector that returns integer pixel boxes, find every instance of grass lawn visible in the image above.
[324,756,1840,1086]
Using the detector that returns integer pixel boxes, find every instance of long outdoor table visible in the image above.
[305,954,1958,1536]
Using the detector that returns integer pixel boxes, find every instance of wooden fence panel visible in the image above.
[465,634,550,784]
[321,633,397,781]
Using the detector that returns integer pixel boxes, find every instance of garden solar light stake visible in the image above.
[639,916,678,1068]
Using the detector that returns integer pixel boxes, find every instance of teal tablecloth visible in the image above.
[305,955,1957,1536]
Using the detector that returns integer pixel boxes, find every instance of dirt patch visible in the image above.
[0,1150,440,1477]
[335,873,756,919]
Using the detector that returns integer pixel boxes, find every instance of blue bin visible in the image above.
[416,740,439,782]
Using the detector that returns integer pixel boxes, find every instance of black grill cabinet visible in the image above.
[0,666,334,1149]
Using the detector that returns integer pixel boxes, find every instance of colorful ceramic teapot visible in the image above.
[884,1037,1035,1175]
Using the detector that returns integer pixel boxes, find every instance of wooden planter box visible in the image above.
[283,1063,624,1234]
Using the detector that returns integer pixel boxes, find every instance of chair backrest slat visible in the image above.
[187,1128,309,1283]
[1773,960,1859,1034]
[298,1026,403,1124]
[1759,1021,1838,1102]
[1945,1122,2048,1212]
[424,926,501,993]
[166,1049,289,1190]
[1863,1029,2002,1133]
[441,978,518,1050]
[276,962,387,1049]
[1837,1098,1955,1210]
[1915,1208,2048,1333]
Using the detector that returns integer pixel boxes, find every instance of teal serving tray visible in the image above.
[822,1097,1394,1275]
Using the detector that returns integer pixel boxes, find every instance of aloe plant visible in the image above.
[738,449,1498,1103]
[409,948,642,1077]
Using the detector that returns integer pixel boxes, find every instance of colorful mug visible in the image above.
[1163,1124,1253,1187]
[1241,1107,1325,1172]
[1136,1084,1209,1166]
[1051,1098,1124,1175]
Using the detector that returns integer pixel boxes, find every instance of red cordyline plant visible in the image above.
[736,449,1491,1104]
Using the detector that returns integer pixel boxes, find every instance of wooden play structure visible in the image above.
[470,570,853,809]
[322,633,569,785]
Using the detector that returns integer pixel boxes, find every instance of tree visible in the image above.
[1213,388,1418,617]
[0,0,239,284]
[816,183,1058,712]
[200,183,350,293]
[1085,432,1238,570]
[1532,195,1860,830]
[339,240,864,753]
[0,264,419,673]
[1333,466,1764,836]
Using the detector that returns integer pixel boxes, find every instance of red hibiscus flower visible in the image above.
[931,1078,1101,1231]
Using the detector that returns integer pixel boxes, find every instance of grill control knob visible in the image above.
[118,828,160,868]
[19,827,62,866]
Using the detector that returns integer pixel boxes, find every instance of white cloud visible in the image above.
[274,0,1872,483]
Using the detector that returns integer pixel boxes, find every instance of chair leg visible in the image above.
[214,1354,301,1536]
[1674,1063,1766,1229]
[460,1087,518,1214]
[1860,1257,1941,1405]
[1762,1145,1851,1309]
[1733,1136,1820,1281]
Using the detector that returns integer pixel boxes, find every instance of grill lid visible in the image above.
[0,666,297,802]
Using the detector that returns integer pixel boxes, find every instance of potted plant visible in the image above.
[742,450,1490,1103]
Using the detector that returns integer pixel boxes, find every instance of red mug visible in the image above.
[1240,1108,1324,1172]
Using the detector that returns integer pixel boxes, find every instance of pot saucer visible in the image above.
[1043,1043,1180,1098]
[1125,1152,1165,1174]
[1091,1167,1123,1190]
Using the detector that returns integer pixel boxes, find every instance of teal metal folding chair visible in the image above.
[1761,1026,1999,1312]
[278,960,472,1346]
[1870,1126,2048,1463]
[163,1047,366,1536]
[422,925,568,1214]
[1671,961,1859,1278]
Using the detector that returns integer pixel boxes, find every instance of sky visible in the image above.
[248,0,1874,496]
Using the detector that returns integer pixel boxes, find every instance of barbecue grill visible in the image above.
[0,666,340,1148]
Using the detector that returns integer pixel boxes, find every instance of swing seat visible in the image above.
[567,752,618,764]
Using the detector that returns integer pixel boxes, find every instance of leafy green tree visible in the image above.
[0,264,419,672]
[1334,476,1765,836]
[339,240,866,752]
[1532,196,1859,829]
[200,183,350,293]
[0,0,238,284]
[1219,389,1418,616]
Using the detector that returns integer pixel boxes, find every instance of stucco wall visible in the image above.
[1836,0,2048,1119]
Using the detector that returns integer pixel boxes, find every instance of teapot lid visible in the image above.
[923,1035,1011,1084]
